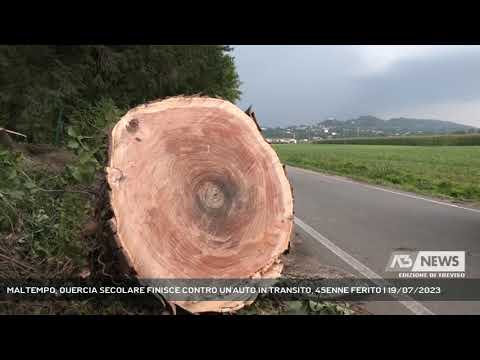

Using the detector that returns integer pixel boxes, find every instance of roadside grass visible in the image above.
[238,297,357,315]
[274,144,480,203]
[0,143,170,314]
[0,150,92,277]
[0,99,156,314]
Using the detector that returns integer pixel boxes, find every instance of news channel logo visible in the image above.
[385,251,465,278]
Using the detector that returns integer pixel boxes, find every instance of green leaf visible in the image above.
[5,190,24,200]
[24,181,36,190]
[78,152,90,164]
[70,167,83,182]
[6,168,17,180]
[284,301,307,315]
[67,127,78,138]
[67,140,79,149]
[309,300,326,313]
[82,163,97,178]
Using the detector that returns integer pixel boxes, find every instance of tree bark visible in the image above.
[106,96,294,313]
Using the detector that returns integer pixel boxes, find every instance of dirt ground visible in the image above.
[281,230,371,315]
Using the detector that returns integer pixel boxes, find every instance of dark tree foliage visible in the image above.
[0,45,242,143]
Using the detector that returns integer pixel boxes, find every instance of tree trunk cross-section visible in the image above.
[106,96,294,313]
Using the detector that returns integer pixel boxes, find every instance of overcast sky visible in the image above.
[233,46,480,128]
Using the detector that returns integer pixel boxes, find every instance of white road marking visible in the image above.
[294,216,435,315]
[290,166,480,214]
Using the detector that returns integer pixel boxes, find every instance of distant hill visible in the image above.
[344,115,385,128]
[262,116,477,140]
[321,116,475,133]
[385,117,473,132]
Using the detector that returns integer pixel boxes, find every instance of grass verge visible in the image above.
[274,144,480,204]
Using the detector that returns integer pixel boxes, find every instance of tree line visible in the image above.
[0,45,242,144]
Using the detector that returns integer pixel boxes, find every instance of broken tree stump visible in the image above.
[106,96,294,313]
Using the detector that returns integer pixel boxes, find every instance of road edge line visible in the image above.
[294,216,435,315]
[290,166,480,214]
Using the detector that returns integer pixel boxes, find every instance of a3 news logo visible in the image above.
[386,251,465,273]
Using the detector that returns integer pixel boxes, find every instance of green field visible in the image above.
[273,144,480,202]
[313,133,480,146]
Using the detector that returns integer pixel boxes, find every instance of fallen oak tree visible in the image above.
[105,96,294,313]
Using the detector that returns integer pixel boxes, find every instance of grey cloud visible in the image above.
[350,47,480,114]
[233,46,480,127]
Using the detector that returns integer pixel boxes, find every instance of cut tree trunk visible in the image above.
[106,96,294,313]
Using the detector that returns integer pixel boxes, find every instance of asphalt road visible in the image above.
[286,165,480,315]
